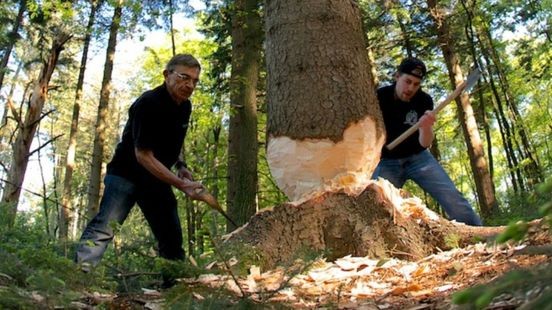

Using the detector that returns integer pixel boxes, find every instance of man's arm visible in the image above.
[135,148,202,198]
[418,110,435,148]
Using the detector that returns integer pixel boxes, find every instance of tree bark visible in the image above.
[224,180,503,269]
[168,0,176,56]
[0,0,25,92]
[86,1,122,218]
[0,61,23,146]
[224,0,506,269]
[265,0,385,201]
[226,0,262,230]
[0,33,71,227]
[60,0,99,240]
[427,0,498,218]
[460,0,496,183]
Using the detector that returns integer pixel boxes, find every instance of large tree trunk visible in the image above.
[226,0,262,230]
[427,0,498,218]
[86,2,121,218]
[0,33,71,227]
[227,0,504,268]
[60,0,99,240]
[265,0,385,202]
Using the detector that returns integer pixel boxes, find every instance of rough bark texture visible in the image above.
[265,0,383,142]
[461,0,497,188]
[224,180,503,269]
[227,0,262,230]
[264,0,385,201]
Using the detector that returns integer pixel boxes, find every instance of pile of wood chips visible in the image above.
[77,221,551,309]
[179,222,552,309]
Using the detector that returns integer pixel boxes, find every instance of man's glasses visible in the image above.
[170,70,199,86]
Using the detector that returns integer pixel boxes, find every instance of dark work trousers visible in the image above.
[75,174,185,266]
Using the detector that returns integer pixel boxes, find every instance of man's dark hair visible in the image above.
[166,54,201,71]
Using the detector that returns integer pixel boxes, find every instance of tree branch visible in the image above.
[27,133,63,159]
[29,108,56,128]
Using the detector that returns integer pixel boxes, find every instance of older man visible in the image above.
[76,54,205,275]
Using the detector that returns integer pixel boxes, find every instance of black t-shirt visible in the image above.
[107,83,192,185]
[377,84,433,159]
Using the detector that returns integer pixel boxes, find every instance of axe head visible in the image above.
[464,68,481,92]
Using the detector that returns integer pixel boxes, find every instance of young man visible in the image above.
[372,57,482,226]
[75,54,205,272]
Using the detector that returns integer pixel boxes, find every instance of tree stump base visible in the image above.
[224,179,503,269]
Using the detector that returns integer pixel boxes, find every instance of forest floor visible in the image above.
[80,220,552,309]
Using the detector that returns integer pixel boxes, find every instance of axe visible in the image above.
[194,187,238,227]
[386,68,481,150]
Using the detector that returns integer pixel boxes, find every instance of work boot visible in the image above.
[79,262,92,273]
[161,274,178,289]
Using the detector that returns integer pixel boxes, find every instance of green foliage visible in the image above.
[452,268,552,309]
[538,178,552,227]
[495,220,529,243]
[0,214,115,309]
[163,284,261,309]
[453,178,552,308]
[485,191,542,226]
[155,257,203,282]
[217,242,266,276]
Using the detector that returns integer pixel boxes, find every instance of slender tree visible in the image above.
[86,0,123,218]
[427,0,498,218]
[473,12,526,193]
[480,25,543,187]
[0,0,25,92]
[461,0,495,182]
[60,0,101,240]
[226,0,262,230]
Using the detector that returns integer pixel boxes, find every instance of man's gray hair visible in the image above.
[165,54,201,71]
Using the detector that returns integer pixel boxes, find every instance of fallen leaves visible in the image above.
[179,239,552,308]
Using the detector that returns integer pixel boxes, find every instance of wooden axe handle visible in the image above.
[385,80,467,151]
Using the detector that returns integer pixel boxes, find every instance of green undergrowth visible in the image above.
[2,178,549,309]
[0,206,326,308]
[452,178,552,309]
[0,214,115,309]
[162,243,325,307]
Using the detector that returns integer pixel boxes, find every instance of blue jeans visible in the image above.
[372,150,482,226]
[75,175,184,266]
